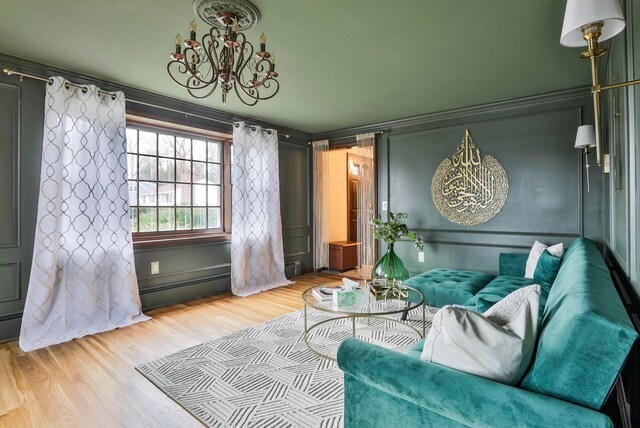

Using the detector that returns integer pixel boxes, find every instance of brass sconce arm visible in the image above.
[580,22,640,168]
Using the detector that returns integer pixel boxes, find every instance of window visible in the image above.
[125,122,231,245]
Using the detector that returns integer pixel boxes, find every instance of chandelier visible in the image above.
[168,0,279,106]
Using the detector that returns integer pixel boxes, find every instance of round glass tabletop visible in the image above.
[301,284,424,316]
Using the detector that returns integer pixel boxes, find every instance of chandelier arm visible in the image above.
[236,59,271,89]
[202,30,222,78]
[187,79,219,99]
[167,61,196,89]
[235,77,279,101]
[233,82,260,106]
[182,46,217,85]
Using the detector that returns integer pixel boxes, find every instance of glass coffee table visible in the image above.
[301,285,425,361]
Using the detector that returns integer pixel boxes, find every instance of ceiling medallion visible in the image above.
[431,129,509,226]
[167,0,278,106]
[193,0,260,30]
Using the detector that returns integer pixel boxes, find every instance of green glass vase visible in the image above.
[371,243,409,281]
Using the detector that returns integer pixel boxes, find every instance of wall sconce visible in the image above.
[560,0,640,167]
[574,125,596,192]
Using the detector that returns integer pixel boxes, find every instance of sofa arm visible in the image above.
[499,253,528,276]
[337,338,612,428]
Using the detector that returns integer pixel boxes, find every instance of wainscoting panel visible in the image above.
[280,143,312,267]
[0,262,20,303]
[0,83,19,248]
[0,73,45,341]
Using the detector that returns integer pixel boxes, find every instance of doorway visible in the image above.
[321,147,375,279]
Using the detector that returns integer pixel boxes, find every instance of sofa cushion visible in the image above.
[403,268,495,307]
[520,237,638,410]
[525,241,565,278]
[464,275,537,311]
[499,253,528,277]
[533,249,562,294]
[475,297,496,313]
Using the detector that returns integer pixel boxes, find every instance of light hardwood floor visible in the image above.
[0,273,337,428]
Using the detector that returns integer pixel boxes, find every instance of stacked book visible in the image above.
[312,287,339,302]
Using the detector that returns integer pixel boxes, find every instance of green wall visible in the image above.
[601,0,640,297]
[0,56,312,342]
[316,89,600,276]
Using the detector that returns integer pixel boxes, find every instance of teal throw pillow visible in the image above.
[533,249,562,293]
[476,297,499,313]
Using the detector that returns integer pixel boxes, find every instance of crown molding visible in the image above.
[0,53,311,145]
[312,86,592,141]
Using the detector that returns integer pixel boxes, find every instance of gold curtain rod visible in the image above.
[2,67,291,138]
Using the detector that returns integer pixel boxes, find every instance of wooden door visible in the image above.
[347,154,369,243]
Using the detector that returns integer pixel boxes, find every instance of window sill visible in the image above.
[133,232,231,249]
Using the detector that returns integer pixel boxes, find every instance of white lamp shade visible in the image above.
[574,125,596,149]
[560,0,625,47]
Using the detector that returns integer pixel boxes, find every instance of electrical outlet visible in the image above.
[151,261,160,275]
[418,252,425,263]
[382,201,388,211]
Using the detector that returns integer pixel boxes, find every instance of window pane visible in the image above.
[130,207,138,233]
[138,131,157,155]
[207,141,220,162]
[193,184,206,206]
[139,207,157,232]
[176,184,191,206]
[128,182,138,207]
[193,162,206,183]
[176,207,191,230]
[158,134,175,157]
[126,128,137,153]
[208,185,220,206]
[208,207,221,229]
[193,139,207,161]
[158,183,175,206]
[139,156,157,181]
[207,163,221,184]
[158,208,175,231]
[139,182,157,206]
[176,137,191,159]
[158,158,175,182]
[193,208,207,229]
[127,154,137,180]
[176,160,191,183]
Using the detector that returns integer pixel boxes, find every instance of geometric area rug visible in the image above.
[136,306,437,428]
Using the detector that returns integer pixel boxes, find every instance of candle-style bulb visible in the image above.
[233,18,239,31]
[175,33,183,45]
[190,19,197,32]
[260,33,266,44]
[270,52,275,63]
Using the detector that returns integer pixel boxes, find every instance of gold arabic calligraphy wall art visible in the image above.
[431,129,508,226]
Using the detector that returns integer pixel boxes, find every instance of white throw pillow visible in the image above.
[421,284,541,385]
[524,241,564,279]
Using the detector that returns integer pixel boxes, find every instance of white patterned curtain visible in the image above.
[19,77,148,352]
[355,133,377,272]
[312,140,330,269]
[231,122,292,296]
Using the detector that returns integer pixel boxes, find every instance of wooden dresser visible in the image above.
[329,241,360,272]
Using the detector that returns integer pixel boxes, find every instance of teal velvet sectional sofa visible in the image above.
[337,238,637,427]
